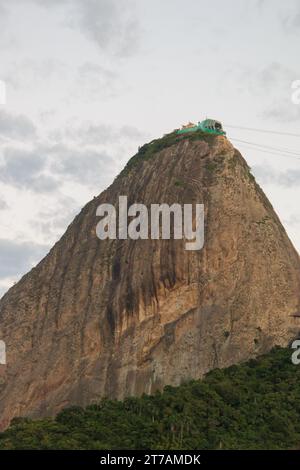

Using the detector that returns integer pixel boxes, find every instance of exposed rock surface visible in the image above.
[0,133,300,429]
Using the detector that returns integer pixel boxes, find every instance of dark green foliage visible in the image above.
[174,179,185,187]
[119,130,214,177]
[0,347,299,450]
[244,166,255,182]
[255,216,271,226]
[205,161,219,173]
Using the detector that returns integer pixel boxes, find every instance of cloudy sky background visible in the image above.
[0,0,300,297]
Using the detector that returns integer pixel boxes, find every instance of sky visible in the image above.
[0,0,299,297]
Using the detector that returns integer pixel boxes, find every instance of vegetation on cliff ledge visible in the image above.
[0,347,299,450]
[120,129,216,176]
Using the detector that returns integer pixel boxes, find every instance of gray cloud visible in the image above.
[235,62,300,123]
[252,164,277,185]
[282,213,300,228]
[77,62,118,98]
[261,100,300,123]
[0,118,145,194]
[238,62,295,97]
[67,0,140,57]
[48,144,116,187]
[257,63,300,123]
[59,122,146,146]
[1,143,112,193]
[281,3,300,32]
[1,0,140,57]
[0,147,59,193]
[0,110,36,141]
[29,194,79,241]
[0,198,8,210]
[0,238,49,279]
[64,123,115,145]
[0,2,6,19]
[252,164,300,187]
[258,62,293,91]
[0,3,10,48]
[278,169,300,187]
[0,286,8,298]
[4,59,67,90]
[78,62,116,81]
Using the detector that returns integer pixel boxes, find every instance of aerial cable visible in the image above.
[230,139,300,161]
[225,124,300,138]
[230,137,300,157]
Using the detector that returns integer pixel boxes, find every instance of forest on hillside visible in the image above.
[0,347,299,450]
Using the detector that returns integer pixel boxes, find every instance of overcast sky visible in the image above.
[0,0,300,297]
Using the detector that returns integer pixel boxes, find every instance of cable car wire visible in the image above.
[225,124,300,138]
[232,143,300,161]
[230,139,300,161]
[230,137,300,158]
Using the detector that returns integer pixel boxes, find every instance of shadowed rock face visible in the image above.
[0,134,300,429]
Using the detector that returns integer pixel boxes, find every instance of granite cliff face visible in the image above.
[0,132,300,429]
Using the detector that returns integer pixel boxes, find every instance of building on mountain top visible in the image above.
[177,119,226,136]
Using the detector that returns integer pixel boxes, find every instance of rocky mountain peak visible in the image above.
[0,130,299,429]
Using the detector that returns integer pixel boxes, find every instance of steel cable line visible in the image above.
[233,143,300,160]
[230,139,300,161]
[230,137,300,158]
[225,124,300,138]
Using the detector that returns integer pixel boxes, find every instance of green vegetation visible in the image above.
[243,165,256,182]
[205,161,218,173]
[174,179,185,187]
[228,158,238,173]
[120,129,215,177]
[0,347,299,450]
[255,215,272,226]
[204,155,225,175]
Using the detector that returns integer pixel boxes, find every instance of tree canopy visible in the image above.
[0,347,299,450]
